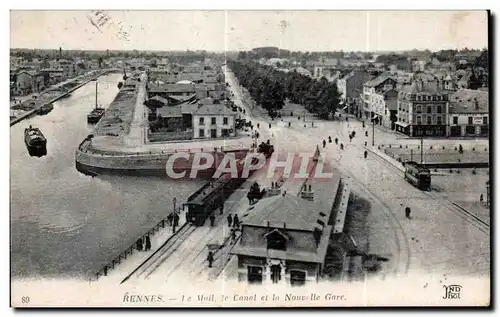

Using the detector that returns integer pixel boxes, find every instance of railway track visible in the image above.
[120,223,196,284]
[367,148,490,234]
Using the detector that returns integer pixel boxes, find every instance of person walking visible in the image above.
[233,214,240,229]
[231,229,237,243]
[227,214,233,228]
[322,140,326,148]
[145,235,151,251]
[136,238,143,251]
[207,251,214,268]
[405,207,412,220]
[209,213,216,227]
[340,143,344,150]
[219,203,224,215]
[335,137,338,145]
[480,194,484,203]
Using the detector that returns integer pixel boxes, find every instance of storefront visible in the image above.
[412,125,447,137]
[395,122,409,135]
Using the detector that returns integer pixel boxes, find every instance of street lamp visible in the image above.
[371,115,378,146]
[486,180,490,206]
[173,197,177,212]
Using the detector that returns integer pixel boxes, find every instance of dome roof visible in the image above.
[176,80,194,85]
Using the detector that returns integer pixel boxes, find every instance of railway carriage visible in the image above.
[404,161,431,191]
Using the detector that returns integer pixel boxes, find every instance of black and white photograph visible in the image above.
[9,9,490,307]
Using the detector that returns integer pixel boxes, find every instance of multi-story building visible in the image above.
[448,89,489,137]
[14,70,45,95]
[395,80,449,137]
[192,104,237,139]
[372,88,399,129]
[361,75,397,120]
[230,172,351,286]
[337,69,371,116]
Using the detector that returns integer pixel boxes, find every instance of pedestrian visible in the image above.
[346,117,349,122]
[335,137,338,145]
[365,131,368,137]
[233,214,240,229]
[349,135,352,142]
[364,150,368,159]
[136,238,143,251]
[288,122,291,127]
[405,207,411,219]
[207,251,214,268]
[231,229,237,243]
[219,204,224,215]
[480,194,484,203]
[269,123,271,129]
[340,143,344,150]
[257,123,260,129]
[365,141,367,146]
[227,214,233,228]
[328,136,332,143]
[103,266,108,276]
[323,140,326,148]
[145,236,151,251]
[167,213,173,226]
[209,213,216,227]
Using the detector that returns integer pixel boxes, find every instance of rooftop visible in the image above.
[148,83,195,93]
[449,89,489,114]
[364,75,395,88]
[194,104,236,116]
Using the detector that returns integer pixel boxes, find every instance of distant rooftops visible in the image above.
[449,89,489,114]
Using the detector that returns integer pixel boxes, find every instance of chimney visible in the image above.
[283,223,286,229]
[267,221,270,227]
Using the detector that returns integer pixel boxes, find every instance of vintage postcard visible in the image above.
[10,10,490,307]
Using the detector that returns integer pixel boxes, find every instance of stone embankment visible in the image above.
[10,69,117,127]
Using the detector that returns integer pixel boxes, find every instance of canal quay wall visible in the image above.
[75,76,250,176]
[10,69,116,127]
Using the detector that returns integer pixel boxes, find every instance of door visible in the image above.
[210,129,217,138]
[247,266,263,284]
[270,265,281,283]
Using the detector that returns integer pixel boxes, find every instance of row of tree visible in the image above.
[228,60,341,120]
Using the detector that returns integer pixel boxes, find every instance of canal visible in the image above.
[10,73,204,279]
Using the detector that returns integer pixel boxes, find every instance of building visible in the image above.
[448,89,489,137]
[336,69,371,116]
[373,88,399,129]
[231,170,351,286]
[14,70,44,95]
[40,68,64,85]
[396,80,449,137]
[192,104,237,139]
[361,75,397,120]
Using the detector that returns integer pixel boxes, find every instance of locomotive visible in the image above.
[184,141,274,226]
[404,161,431,191]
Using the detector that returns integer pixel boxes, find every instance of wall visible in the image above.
[192,114,235,139]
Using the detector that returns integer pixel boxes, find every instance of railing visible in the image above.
[89,207,185,282]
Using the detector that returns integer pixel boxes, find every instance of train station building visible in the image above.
[230,170,352,286]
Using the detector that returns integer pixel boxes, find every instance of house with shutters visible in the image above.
[448,89,489,137]
[230,170,352,286]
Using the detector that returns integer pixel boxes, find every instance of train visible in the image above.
[404,161,431,191]
[184,141,274,226]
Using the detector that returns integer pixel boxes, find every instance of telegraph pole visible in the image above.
[420,138,423,164]
[372,116,375,146]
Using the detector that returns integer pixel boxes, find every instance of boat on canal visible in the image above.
[36,103,54,116]
[24,125,47,157]
[87,81,105,124]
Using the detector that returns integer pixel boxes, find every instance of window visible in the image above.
[453,116,458,125]
[432,96,436,101]
[199,129,205,137]
[265,229,287,251]
[427,105,432,113]
[290,270,306,287]
[247,266,263,285]
[437,116,442,125]
[221,129,230,137]
[427,116,432,125]
[437,105,442,113]
[199,117,204,125]
[416,105,422,113]
[223,117,228,125]
[483,116,488,125]
[416,116,422,125]
[468,116,473,125]
[211,117,216,125]
[466,125,476,135]
[417,95,422,101]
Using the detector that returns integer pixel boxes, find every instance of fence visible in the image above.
[89,207,185,282]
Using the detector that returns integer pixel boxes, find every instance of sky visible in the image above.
[10,10,488,52]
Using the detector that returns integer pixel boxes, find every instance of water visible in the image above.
[10,74,204,279]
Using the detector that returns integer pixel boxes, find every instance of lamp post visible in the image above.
[420,138,423,164]
[486,180,490,206]
[173,197,177,213]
